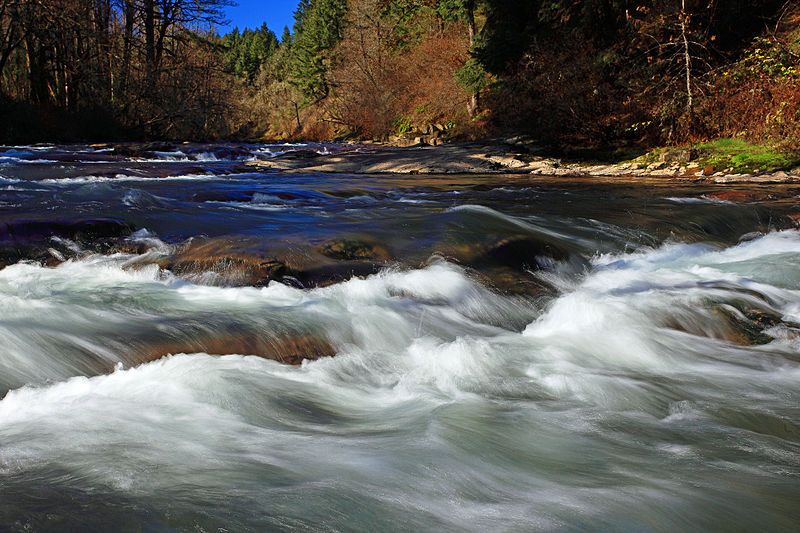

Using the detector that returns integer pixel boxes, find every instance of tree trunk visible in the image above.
[144,0,156,90]
[120,0,134,98]
[680,0,693,117]
[465,0,480,117]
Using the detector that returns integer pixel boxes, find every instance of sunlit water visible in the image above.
[1,144,799,531]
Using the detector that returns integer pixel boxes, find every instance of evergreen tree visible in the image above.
[223,24,278,83]
[289,0,348,101]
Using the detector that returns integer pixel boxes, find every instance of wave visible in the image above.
[121,189,173,209]
[38,173,225,184]
[0,156,59,164]
[1,230,798,393]
[665,195,734,205]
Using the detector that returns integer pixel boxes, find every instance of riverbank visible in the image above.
[246,140,800,183]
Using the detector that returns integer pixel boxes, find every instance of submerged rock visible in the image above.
[156,237,286,286]
[274,149,322,160]
[190,190,256,203]
[135,333,336,366]
[712,304,788,346]
[125,236,390,288]
[484,236,571,270]
[0,218,135,267]
[705,190,774,203]
[112,142,177,157]
[291,261,384,287]
[443,235,581,273]
[318,238,391,261]
[0,218,133,243]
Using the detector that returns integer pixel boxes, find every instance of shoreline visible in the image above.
[245,141,800,183]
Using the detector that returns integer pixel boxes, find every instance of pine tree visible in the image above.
[289,0,348,101]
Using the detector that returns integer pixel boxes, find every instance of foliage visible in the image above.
[474,0,538,74]
[289,0,348,100]
[455,58,488,94]
[393,115,413,134]
[223,24,279,83]
[0,0,798,146]
[723,37,799,81]
[0,0,233,141]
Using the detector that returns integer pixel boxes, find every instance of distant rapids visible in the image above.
[1,144,799,531]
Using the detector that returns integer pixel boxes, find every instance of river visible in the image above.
[1,143,799,531]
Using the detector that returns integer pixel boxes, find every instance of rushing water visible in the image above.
[1,144,799,531]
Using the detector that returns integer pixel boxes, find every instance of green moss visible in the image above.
[625,147,665,166]
[695,138,799,173]
[622,138,799,173]
[697,138,751,151]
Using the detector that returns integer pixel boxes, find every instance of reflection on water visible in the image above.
[1,144,799,531]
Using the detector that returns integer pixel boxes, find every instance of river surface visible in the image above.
[1,144,799,531]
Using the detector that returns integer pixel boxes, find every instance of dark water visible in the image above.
[1,144,799,531]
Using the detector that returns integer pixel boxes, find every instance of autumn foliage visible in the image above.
[0,0,798,149]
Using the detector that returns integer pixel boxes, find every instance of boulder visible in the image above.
[155,237,286,286]
[131,236,392,288]
[713,305,790,346]
[394,137,423,148]
[0,218,135,268]
[273,149,323,160]
[659,149,696,164]
[686,166,702,175]
[769,171,790,181]
[443,235,578,272]
[112,142,177,157]
[291,261,384,287]
[484,236,571,269]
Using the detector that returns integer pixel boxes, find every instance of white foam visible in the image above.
[1,230,799,528]
[39,173,221,184]
[0,156,58,164]
[665,196,734,205]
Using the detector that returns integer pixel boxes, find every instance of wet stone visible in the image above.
[112,142,177,157]
[318,238,391,261]
[135,334,336,366]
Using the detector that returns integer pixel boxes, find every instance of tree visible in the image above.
[223,24,279,83]
[437,0,484,116]
[289,0,347,101]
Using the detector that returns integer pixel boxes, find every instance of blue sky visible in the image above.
[222,0,299,33]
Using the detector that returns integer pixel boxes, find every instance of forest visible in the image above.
[0,0,798,149]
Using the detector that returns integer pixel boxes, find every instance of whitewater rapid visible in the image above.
[1,229,799,530]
